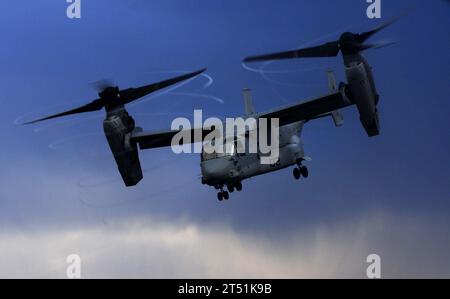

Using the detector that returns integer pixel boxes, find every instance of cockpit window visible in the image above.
[201,139,239,161]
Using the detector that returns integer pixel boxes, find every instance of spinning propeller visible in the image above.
[24,68,206,124]
[243,17,400,63]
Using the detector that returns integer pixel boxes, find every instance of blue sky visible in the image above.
[0,0,449,278]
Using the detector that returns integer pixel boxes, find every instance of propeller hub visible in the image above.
[99,86,120,99]
[339,32,356,43]
[338,32,362,55]
[99,86,122,111]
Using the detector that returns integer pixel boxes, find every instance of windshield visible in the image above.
[201,140,237,161]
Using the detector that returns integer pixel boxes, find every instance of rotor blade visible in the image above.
[358,40,397,51]
[23,99,104,125]
[119,68,206,105]
[243,41,340,63]
[357,15,402,43]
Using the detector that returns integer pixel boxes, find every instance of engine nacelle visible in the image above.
[345,62,380,137]
[103,113,143,187]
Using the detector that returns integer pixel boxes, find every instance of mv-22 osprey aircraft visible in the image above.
[25,20,395,201]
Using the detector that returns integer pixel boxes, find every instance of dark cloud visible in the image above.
[0,211,449,278]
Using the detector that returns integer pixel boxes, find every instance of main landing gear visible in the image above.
[293,159,309,180]
[217,182,243,201]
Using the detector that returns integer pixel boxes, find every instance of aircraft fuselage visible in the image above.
[200,122,305,188]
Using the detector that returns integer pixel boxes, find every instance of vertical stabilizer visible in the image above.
[327,69,337,91]
[327,70,344,127]
[243,88,255,116]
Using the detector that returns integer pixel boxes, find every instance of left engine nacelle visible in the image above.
[345,62,380,137]
[103,113,143,187]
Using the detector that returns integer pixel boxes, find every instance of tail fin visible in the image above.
[327,69,337,91]
[327,70,344,127]
[243,88,255,116]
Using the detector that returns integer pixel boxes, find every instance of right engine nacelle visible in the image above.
[345,62,380,137]
[103,113,143,187]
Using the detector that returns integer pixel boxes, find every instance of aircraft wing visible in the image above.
[131,127,214,150]
[257,90,351,126]
[132,90,350,150]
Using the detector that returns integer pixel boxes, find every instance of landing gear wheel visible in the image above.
[223,191,229,200]
[236,182,242,192]
[217,192,224,201]
[300,166,309,178]
[293,167,301,180]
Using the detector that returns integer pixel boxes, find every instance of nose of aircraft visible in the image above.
[201,157,236,183]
